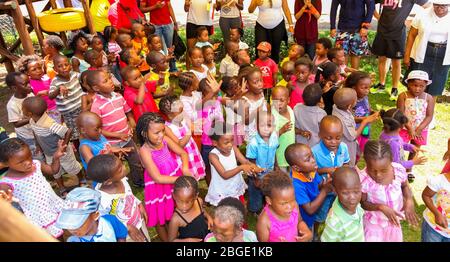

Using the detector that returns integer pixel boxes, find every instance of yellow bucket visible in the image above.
[38,8,86,32]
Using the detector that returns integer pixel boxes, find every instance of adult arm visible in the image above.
[404,26,419,67]
[184,0,191,12]
[140,0,163,13]
[167,1,178,30]
[281,0,294,30]
[248,0,261,13]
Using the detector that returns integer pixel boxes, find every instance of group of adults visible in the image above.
[70,0,449,98]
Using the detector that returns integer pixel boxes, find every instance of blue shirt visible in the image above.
[246,132,279,171]
[79,135,110,170]
[291,171,323,228]
[312,141,350,175]
[330,0,375,31]
[67,215,127,242]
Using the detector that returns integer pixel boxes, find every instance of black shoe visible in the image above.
[390,88,399,101]
[370,83,385,93]
[408,173,415,183]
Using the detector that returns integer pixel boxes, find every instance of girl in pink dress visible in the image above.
[359,140,419,242]
[159,95,206,181]
[288,57,312,109]
[137,112,192,242]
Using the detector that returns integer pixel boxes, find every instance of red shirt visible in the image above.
[123,81,158,122]
[108,1,145,31]
[254,58,278,89]
[145,0,172,25]
[294,0,322,45]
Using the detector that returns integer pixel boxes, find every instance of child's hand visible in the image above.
[411,145,424,154]
[302,130,312,139]
[53,140,67,159]
[112,147,133,160]
[119,133,131,141]
[412,155,427,165]
[435,212,448,229]
[319,176,333,193]
[213,42,221,51]
[296,229,313,242]
[279,121,292,136]
[139,203,148,225]
[365,112,380,123]
[36,90,49,97]
[0,184,13,203]
[379,204,403,227]
[107,53,116,63]
[127,225,146,242]
[59,85,69,98]
[241,164,256,175]
[322,81,333,93]
[403,199,418,227]
[206,72,222,94]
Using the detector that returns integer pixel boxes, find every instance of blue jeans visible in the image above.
[248,176,264,213]
[154,23,177,72]
[421,221,450,242]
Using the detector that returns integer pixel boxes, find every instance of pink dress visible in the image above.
[199,98,224,146]
[30,75,61,123]
[166,120,206,180]
[0,160,64,237]
[143,140,183,227]
[358,162,407,242]
[288,78,307,109]
[265,205,299,242]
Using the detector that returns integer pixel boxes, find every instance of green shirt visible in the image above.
[321,199,365,242]
[272,106,295,168]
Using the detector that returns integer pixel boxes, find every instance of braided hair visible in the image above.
[173,176,199,196]
[136,112,165,144]
[0,138,28,163]
[260,170,293,198]
[315,61,338,83]
[178,71,197,91]
[380,108,409,132]
[363,140,393,162]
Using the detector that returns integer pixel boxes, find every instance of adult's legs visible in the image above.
[219,17,232,44]
[378,56,388,86]
[305,43,315,60]
[267,20,287,64]
[391,58,401,90]
[254,22,268,59]
[157,23,177,72]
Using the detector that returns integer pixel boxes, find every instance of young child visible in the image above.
[315,61,341,115]
[168,176,212,242]
[312,37,332,75]
[321,167,365,242]
[219,41,240,78]
[202,46,216,77]
[221,76,245,146]
[206,121,261,206]
[17,55,60,123]
[5,72,36,156]
[277,61,295,88]
[23,96,85,194]
[0,138,66,238]
[397,70,435,181]
[90,35,109,67]
[42,35,65,80]
[271,86,295,173]
[195,26,220,50]
[379,108,427,171]
[80,71,95,112]
[254,42,278,101]
[289,57,313,109]
[328,47,356,80]
[87,154,150,242]
[345,71,372,153]
[189,47,209,81]
[56,187,127,242]
[68,31,90,73]
[121,66,159,122]
[294,83,327,148]
[49,55,83,144]
[131,23,151,75]
[256,170,313,242]
[285,143,333,232]
[147,34,164,54]
[280,43,306,67]
[145,51,173,104]
[120,48,144,70]
[229,26,249,51]
[137,112,191,242]
[332,88,378,166]
[89,70,144,187]
[84,49,104,71]
[159,95,206,181]
[117,33,133,50]
[359,140,418,242]
[178,72,202,125]
[233,49,252,69]
[105,26,121,58]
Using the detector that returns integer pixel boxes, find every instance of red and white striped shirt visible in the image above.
[91,92,131,145]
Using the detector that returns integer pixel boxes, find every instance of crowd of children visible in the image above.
[0,16,448,243]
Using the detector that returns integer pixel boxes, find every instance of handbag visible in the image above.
[173,30,186,60]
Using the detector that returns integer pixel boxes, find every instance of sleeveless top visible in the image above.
[404,93,428,130]
[79,135,110,170]
[71,56,90,73]
[242,95,267,142]
[175,199,209,240]
[265,204,299,242]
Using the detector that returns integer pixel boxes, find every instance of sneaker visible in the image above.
[407,173,415,183]
[390,88,399,101]
[370,83,385,93]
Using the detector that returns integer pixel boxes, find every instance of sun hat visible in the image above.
[257,41,272,52]
[405,70,432,85]
[56,187,101,230]
[432,0,450,5]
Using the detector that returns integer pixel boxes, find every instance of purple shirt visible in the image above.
[379,132,415,169]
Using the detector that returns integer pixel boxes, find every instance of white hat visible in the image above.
[432,0,450,5]
[406,70,432,85]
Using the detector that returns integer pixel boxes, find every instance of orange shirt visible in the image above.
[132,37,150,73]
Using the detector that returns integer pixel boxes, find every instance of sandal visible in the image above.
[408,173,415,183]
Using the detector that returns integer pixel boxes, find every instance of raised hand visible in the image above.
[53,140,67,159]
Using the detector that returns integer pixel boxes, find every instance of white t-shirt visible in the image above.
[256,0,284,29]
[219,0,240,18]
[7,94,34,139]
[423,174,450,238]
[190,64,210,81]
[187,0,213,26]
[180,91,202,124]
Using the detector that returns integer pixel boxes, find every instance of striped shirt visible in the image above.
[29,112,68,156]
[49,71,83,114]
[91,92,131,145]
[321,199,365,242]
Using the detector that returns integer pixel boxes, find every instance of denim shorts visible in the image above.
[314,192,336,223]
[421,221,450,242]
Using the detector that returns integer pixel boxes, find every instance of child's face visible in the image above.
[76,37,89,52]
[281,65,295,82]
[364,157,393,184]
[133,25,146,39]
[257,50,270,60]
[247,71,264,95]
[146,122,165,146]
[212,218,238,242]
[319,122,343,152]
[92,71,115,95]
[407,79,427,97]
[335,179,362,214]
[229,29,240,42]
[203,48,215,63]
[354,78,371,99]
[92,54,104,68]
[224,79,239,97]
[14,74,33,95]
[267,187,296,219]
[68,212,99,237]
[150,37,162,51]
[124,69,144,89]
[289,45,303,60]
[257,113,275,139]
[271,89,289,113]
[190,49,204,68]
[91,38,103,52]
[54,57,72,79]
[81,117,102,141]
[227,44,239,57]
[120,36,133,48]
[333,50,346,66]
[173,187,197,214]
[295,64,311,83]
[315,43,328,57]
[237,50,250,65]
[43,39,57,56]
[110,31,118,42]
[27,61,44,80]
[213,134,234,156]
[153,56,169,72]
[5,146,33,174]
[292,147,317,174]
[198,30,209,42]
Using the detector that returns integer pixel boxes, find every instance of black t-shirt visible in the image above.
[377,0,428,39]
[322,84,339,115]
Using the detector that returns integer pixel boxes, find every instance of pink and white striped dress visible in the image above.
[358,162,407,242]
[166,120,206,180]
[143,140,182,227]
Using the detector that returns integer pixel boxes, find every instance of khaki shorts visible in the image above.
[45,143,81,179]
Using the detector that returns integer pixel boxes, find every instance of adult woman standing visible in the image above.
[404,1,450,97]
[140,0,178,72]
[294,0,321,60]
[108,0,146,34]
[216,0,244,43]
[249,0,294,64]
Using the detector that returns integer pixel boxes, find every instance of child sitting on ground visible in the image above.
[56,187,127,242]
[84,49,104,71]
[254,42,278,102]
[327,47,356,80]
[312,37,332,75]
[189,47,210,81]
[321,167,365,242]
[277,61,295,88]
[90,35,109,67]
[294,83,327,148]
[195,26,221,50]
[87,154,150,242]
[256,170,313,242]
[168,176,212,242]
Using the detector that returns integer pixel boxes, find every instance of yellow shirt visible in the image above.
[147,70,170,105]
[132,37,150,72]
